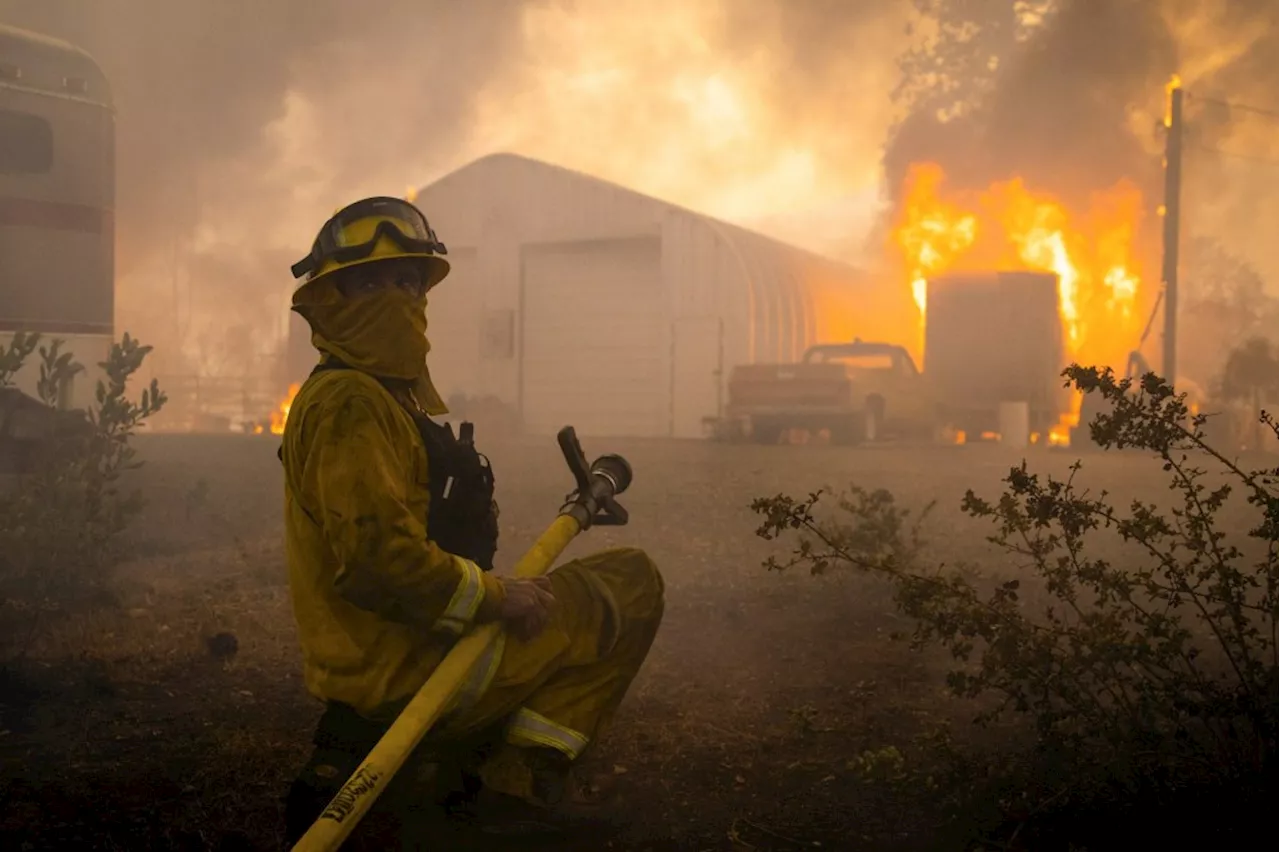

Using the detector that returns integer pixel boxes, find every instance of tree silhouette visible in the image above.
[891,0,1023,122]
[1208,332,1280,447]
[1180,237,1279,391]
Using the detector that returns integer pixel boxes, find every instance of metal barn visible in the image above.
[291,153,901,439]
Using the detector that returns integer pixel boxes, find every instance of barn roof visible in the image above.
[414,152,906,364]
[419,152,864,277]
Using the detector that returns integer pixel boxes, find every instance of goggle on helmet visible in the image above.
[291,196,451,290]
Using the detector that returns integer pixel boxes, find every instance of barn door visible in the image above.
[670,316,724,439]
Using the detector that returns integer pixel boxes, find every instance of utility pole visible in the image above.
[1161,77,1184,384]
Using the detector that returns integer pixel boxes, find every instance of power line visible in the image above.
[1189,143,1279,167]
[1185,92,1280,120]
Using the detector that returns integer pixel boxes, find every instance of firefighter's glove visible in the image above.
[499,577,556,642]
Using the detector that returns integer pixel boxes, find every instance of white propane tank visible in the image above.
[999,401,1030,450]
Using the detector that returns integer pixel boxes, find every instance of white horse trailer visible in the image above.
[0,23,115,411]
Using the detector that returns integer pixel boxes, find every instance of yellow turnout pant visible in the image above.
[438,546,664,797]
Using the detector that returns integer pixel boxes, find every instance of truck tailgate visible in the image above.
[727,364,852,410]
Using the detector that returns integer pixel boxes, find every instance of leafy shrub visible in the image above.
[0,331,166,608]
[753,366,1278,844]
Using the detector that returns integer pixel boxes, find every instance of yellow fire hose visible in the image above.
[290,426,632,852]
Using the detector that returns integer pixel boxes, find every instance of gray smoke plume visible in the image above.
[0,0,525,276]
[3,0,1271,387]
[885,0,1276,199]
[890,1,1175,204]
[0,0,905,378]
[876,0,1277,379]
[0,0,527,377]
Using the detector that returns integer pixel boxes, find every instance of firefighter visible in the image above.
[279,197,665,840]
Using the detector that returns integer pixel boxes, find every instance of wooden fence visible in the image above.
[144,375,288,433]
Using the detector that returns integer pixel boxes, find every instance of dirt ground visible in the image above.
[0,432,1265,851]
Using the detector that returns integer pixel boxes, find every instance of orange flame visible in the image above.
[1049,389,1086,447]
[892,162,1145,368]
[893,163,978,323]
[270,383,301,435]
[1164,73,1182,128]
[891,163,1147,448]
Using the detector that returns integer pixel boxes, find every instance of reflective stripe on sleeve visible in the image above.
[442,630,506,720]
[431,556,486,636]
[506,707,590,759]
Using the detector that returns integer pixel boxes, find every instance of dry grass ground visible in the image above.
[0,433,1265,850]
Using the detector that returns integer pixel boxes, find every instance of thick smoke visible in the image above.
[885,0,1276,199]
[0,0,905,378]
[468,0,910,251]
[0,0,526,270]
[888,1,1175,203]
[1,0,1272,386]
[0,0,527,375]
[878,0,1277,344]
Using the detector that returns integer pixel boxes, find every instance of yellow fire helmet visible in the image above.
[290,196,451,292]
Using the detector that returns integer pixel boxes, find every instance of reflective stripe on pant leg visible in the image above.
[441,631,507,721]
[431,557,485,636]
[505,707,591,759]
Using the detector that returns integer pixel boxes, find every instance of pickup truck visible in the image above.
[719,340,931,444]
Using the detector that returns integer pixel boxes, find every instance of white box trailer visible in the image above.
[924,271,1071,438]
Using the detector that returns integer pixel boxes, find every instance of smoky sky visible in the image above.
[876,0,1174,289]
[0,0,901,371]
[0,0,896,275]
[1,0,1273,378]
[880,0,1277,272]
[0,0,527,281]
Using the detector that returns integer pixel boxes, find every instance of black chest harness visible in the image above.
[279,361,499,571]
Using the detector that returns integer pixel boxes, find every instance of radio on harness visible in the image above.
[278,361,500,570]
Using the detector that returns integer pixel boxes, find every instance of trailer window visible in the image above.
[0,109,54,174]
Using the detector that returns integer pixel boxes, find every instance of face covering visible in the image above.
[292,278,448,415]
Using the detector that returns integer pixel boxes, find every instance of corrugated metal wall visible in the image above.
[414,153,886,438]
